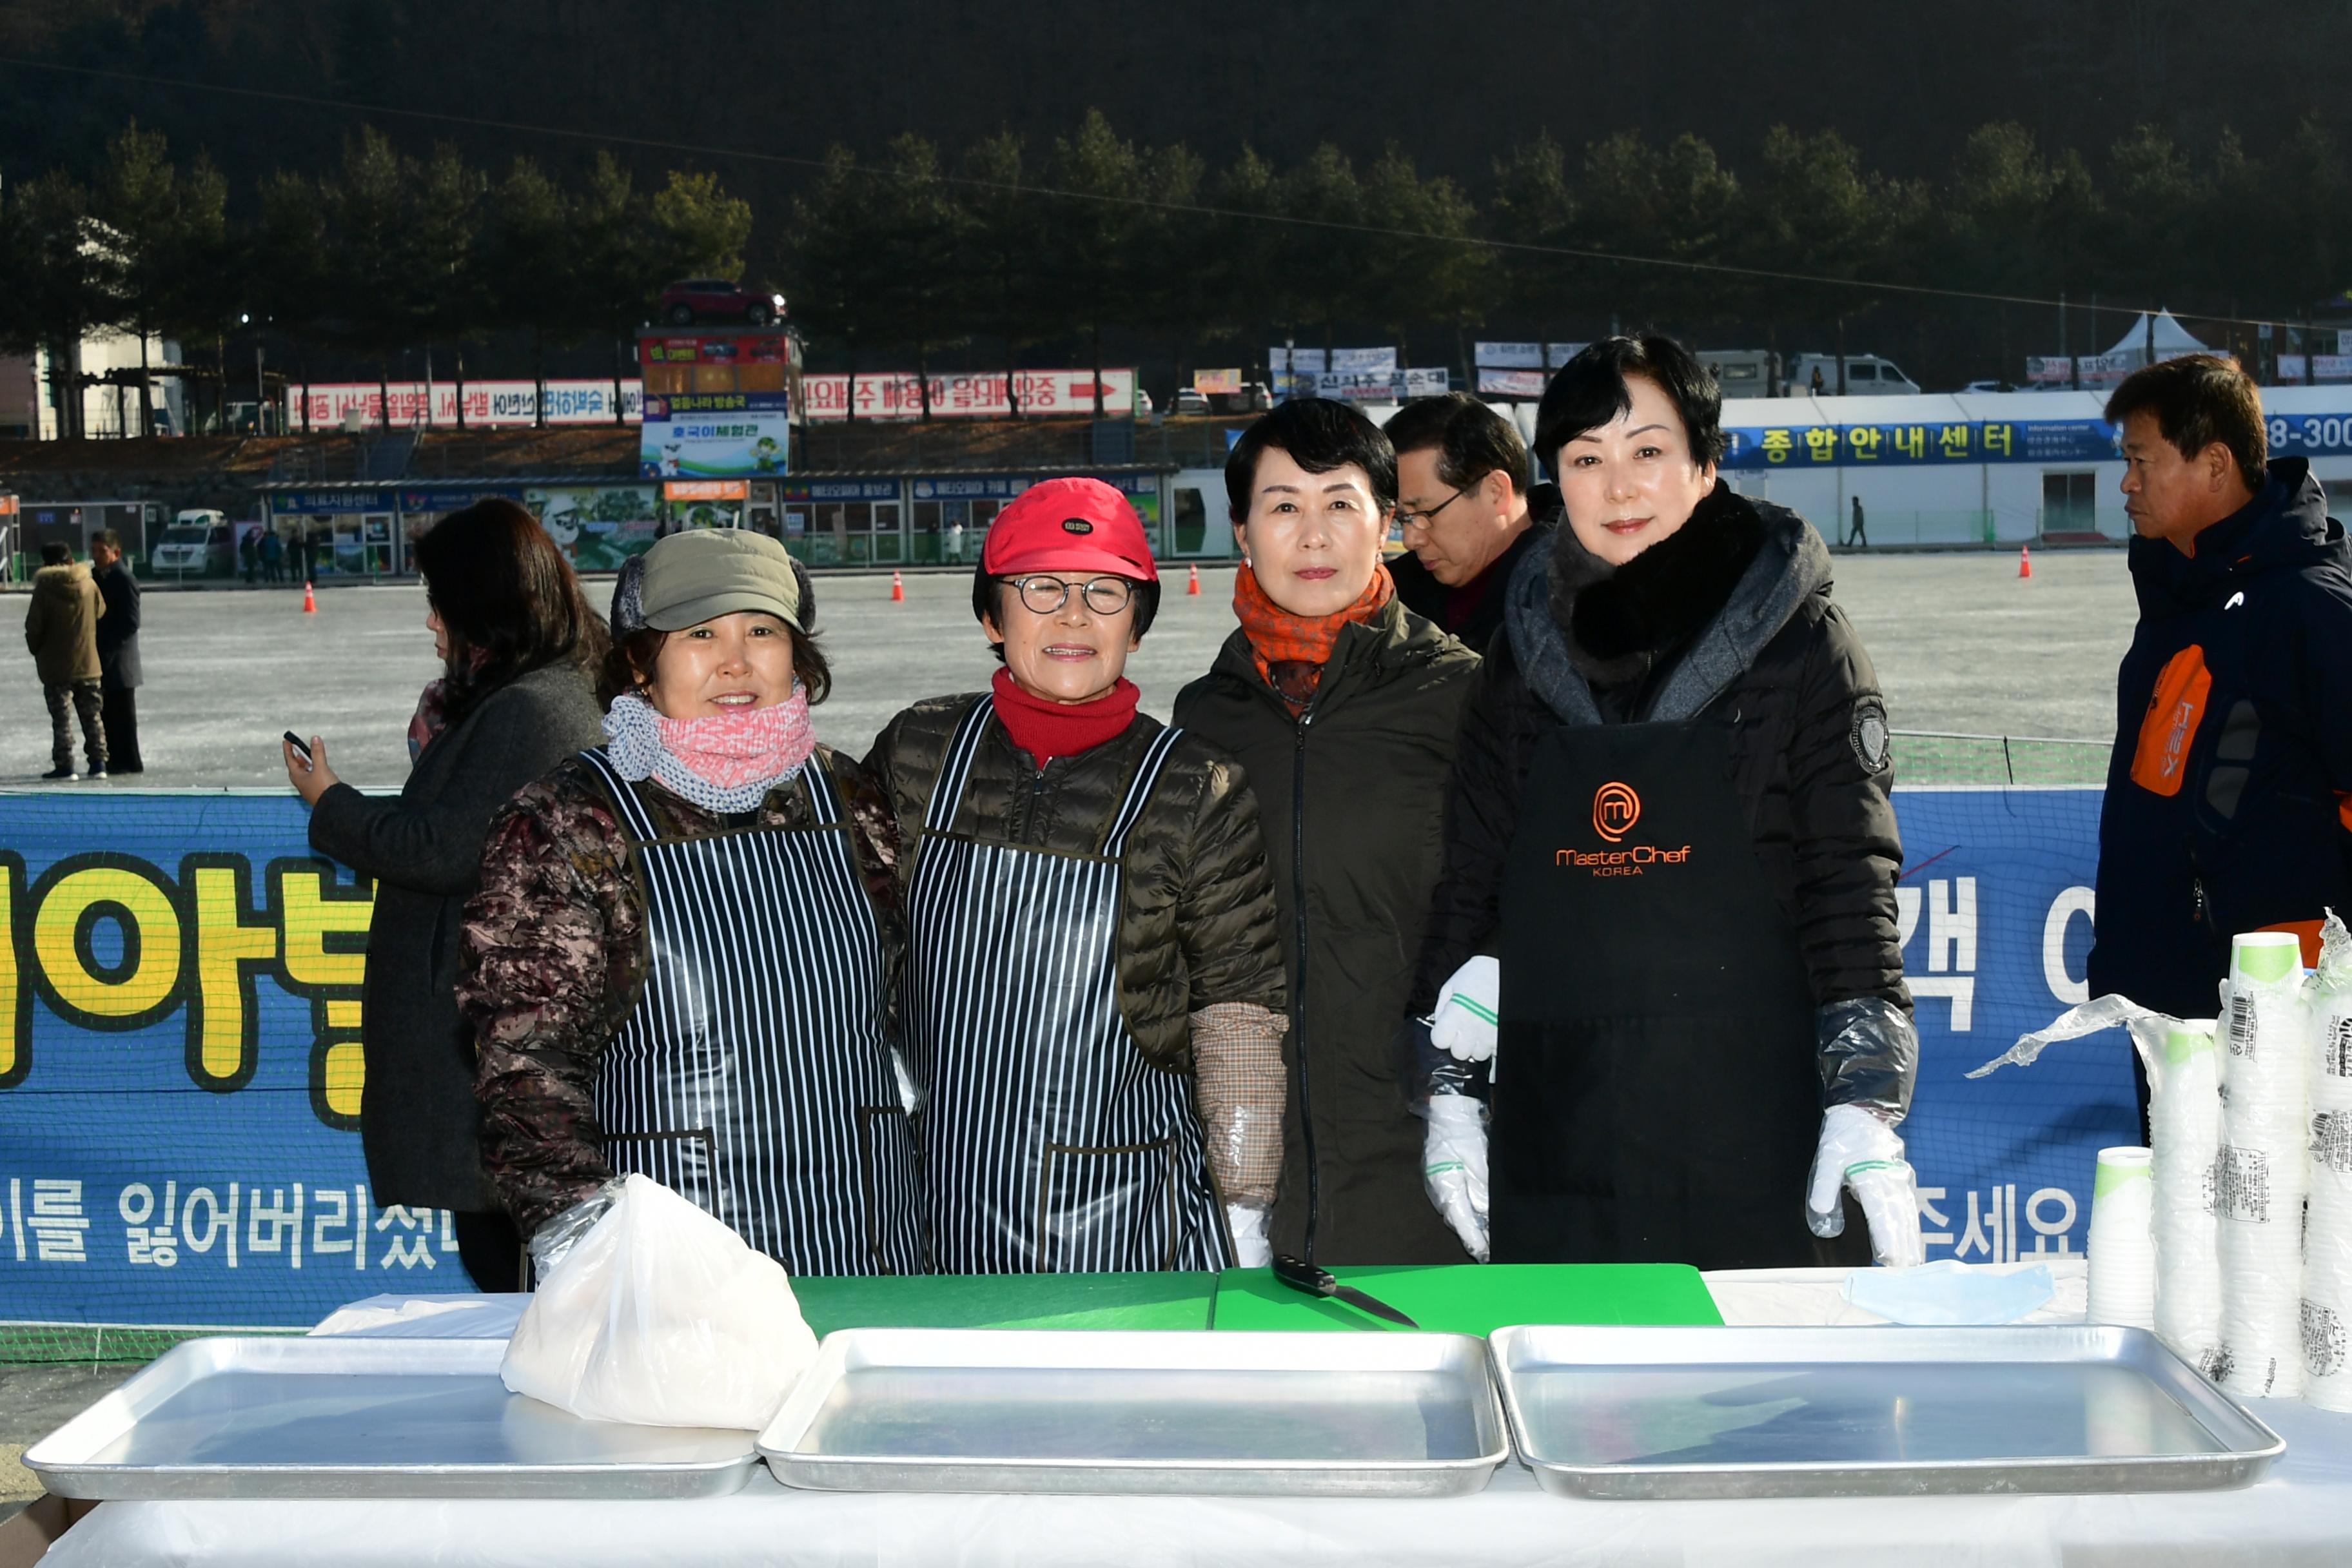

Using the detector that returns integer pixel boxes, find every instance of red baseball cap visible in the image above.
[981,476,1157,581]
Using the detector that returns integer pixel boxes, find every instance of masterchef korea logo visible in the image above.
[1591,781,1641,842]
[1559,781,1692,877]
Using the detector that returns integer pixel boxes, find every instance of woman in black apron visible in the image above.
[1409,335,1925,1271]
[867,477,1290,1274]
[462,529,922,1276]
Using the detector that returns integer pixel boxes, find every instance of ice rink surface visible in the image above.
[1,551,2138,792]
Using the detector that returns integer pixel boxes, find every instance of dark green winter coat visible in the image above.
[1175,598,1482,1262]
[863,694,1287,1072]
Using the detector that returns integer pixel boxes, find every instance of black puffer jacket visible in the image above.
[864,695,1286,1070]
[1176,600,1483,1262]
[1413,485,1911,1112]
[2088,457,2352,1019]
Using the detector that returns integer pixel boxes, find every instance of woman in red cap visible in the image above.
[867,476,1289,1273]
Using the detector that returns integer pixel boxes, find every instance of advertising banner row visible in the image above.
[797,370,1138,422]
[284,381,642,429]
[0,785,2130,1328]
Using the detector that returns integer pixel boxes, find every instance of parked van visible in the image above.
[150,509,234,576]
[1700,350,1779,398]
[1787,354,1922,397]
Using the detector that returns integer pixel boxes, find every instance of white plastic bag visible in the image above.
[501,1174,820,1431]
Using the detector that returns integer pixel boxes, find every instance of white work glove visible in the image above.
[1805,1103,1925,1268]
[1429,956,1500,1063]
[1424,1093,1490,1262]
[1226,1204,1272,1268]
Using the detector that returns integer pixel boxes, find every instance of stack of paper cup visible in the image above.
[2088,1146,2157,1328]
[2215,931,2311,1399]
[2151,1021,2224,1373]
[2301,916,2352,1412]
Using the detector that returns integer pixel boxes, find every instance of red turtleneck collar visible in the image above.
[989,667,1141,767]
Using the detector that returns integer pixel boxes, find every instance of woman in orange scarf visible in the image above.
[1176,399,1484,1264]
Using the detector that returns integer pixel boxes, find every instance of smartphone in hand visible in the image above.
[283,730,313,767]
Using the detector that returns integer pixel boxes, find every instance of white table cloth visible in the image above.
[46,1263,2347,1568]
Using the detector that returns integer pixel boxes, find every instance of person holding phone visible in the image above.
[865,477,1289,1273]
[283,499,608,1290]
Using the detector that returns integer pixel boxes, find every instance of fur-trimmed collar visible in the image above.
[1504,486,1834,727]
[1547,484,1766,692]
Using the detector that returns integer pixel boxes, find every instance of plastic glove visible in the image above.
[1424,1093,1490,1262]
[1430,956,1500,1063]
[1805,1103,1925,1268]
[1226,1203,1272,1268]
[1815,995,1918,1121]
[527,1181,622,1277]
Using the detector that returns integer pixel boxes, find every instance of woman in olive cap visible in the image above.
[461,529,921,1275]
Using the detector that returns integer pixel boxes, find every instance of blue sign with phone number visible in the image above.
[2267,413,2352,456]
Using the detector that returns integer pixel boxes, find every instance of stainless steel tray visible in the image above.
[1489,1323,2286,1500]
[23,1336,760,1500]
[760,1328,1507,1496]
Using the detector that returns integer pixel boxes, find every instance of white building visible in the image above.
[0,330,184,440]
[1467,387,2352,547]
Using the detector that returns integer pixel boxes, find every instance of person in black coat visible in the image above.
[282,498,609,1290]
[89,529,143,773]
[1409,335,1921,1272]
[2088,356,2352,1063]
[1382,394,1555,656]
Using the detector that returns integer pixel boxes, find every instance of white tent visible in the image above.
[2102,309,2214,360]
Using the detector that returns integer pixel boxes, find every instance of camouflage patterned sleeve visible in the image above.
[459,765,643,1238]
[827,745,903,926]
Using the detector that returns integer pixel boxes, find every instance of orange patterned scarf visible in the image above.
[1233,561,1395,714]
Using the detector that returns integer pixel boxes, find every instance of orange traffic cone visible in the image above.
[2017,547,2033,580]
[890,569,905,603]
[1186,563,1200,596]
[302,580,317,614]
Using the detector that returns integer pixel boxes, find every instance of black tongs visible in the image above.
[1271,1253,1418,1329]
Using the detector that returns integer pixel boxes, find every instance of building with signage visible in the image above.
[1481,387,2352,547]
[781,468,1177,565]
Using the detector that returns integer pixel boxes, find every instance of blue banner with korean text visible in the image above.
[0,793,464,1330]
[1723,418,2121,471]
[0,787,2131,1328]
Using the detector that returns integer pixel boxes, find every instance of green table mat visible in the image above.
[1210,1263,1722,1335]
[792,1271,1219,1333]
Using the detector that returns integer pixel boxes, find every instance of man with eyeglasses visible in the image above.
[1384,393,1559,656]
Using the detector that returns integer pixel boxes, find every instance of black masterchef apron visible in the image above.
[1489,718,1824,1269]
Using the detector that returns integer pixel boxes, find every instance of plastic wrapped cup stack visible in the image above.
[2215,930,2311,1400]
[2301,916,2352,1412]
[2151,1020,2224,1371]
[2088,1146,2157,1329]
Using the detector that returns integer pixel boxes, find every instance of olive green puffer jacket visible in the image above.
[863,694,1287,1071]
[1175,600,1484,1263]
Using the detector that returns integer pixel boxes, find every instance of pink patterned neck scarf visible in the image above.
[603,685,818,813]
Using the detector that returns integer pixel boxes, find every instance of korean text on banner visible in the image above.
[0,786,2132,1333]
[0,792,467,1332]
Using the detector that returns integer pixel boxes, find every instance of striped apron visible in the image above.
[581,748,922,1276]
[903,700,1233,1274]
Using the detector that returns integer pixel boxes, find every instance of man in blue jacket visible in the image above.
[2087,354,2352,1044]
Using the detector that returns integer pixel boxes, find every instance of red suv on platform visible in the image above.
[661,279,786,326]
